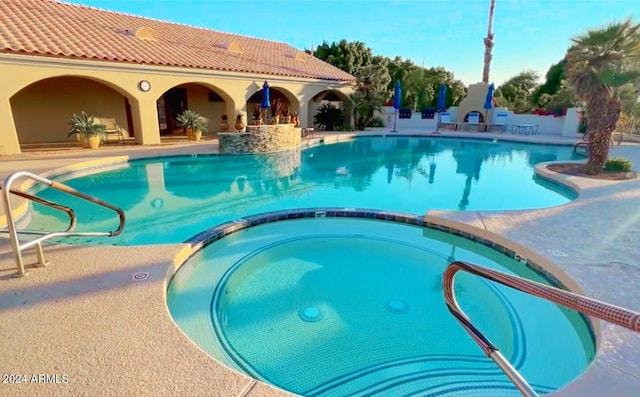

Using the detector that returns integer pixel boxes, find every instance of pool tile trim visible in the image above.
[178,207,575,293]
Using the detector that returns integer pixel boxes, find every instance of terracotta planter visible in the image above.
[220,120,230,131]
[79,134,90,148]
[87,135,101,149]
[186,128,194,140]
[235,120,245,131]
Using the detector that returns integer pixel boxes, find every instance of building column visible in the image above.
[224,93,245,130]
[0,98,21,155]
[298,98,311,129]
[130,97,160,145]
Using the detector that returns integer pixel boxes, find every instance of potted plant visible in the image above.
[220,113,230,131]
[67,111,106,149]
[270,98,284,124]
[235,113,245,132]
[251,105,263,125]
[280,106,291,124]
[176,110,207,141]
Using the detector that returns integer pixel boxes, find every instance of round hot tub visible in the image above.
[167,215,594,397]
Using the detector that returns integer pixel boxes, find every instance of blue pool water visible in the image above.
[27,137,579,245]
[167,218,595,396]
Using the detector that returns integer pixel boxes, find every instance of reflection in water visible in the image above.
[27,138,581,245]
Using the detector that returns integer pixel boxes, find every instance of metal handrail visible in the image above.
[443,260,640,397]
[1,170,126,277]
[6,189,77,234]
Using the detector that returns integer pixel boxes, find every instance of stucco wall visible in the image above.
[10,77,129,144]
[184,84,225,133]
[1,53,354,154]
[218,124,301,154]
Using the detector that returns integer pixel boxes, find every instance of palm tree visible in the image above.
[482,0,496,83]
[565,18,640,174]
[351,64,389,130]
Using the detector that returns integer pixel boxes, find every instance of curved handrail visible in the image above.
[443,260,640,396]
[5,189,77,234]
[1,170,126,276]
[573,141,588,157]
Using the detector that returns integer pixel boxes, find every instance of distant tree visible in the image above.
[446,80,467,107]
[537,80,580,115]
[531,59,567,106]
[497,70,541,113]
[386,56,418,102]
[311,39,468,115]
[309,40,374,75]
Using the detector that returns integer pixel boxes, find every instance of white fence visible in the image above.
[620,116,640,136]
[378,106,582,137]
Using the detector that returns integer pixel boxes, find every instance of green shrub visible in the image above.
[366,116,385,127]
[604,157,633,172]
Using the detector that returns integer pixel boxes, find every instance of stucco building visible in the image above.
[0,0,355,154]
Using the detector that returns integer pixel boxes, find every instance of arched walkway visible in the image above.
[9,75,135,146]
[156,83,233,136]
[246,86,300,125]
[308,89,350,130]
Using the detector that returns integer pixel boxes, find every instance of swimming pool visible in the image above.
[27,137,579,245]
[167,216,595,396]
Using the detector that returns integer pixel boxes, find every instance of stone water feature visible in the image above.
[218,124,302,154]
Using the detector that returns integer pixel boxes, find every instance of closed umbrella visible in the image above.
[392,80,401,132]
[436,83,447,111]
[435,83,447,133]
[261,81,271,121]
[483,83,495,131]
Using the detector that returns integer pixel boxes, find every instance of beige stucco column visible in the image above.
[298,99,311,129]
[0,98,21,154]
[130,97,160,145]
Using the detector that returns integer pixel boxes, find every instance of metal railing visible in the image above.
[618,116,640,136]
[1,171,125,277]
[443,260,640,397]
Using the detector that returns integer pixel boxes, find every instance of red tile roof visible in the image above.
[0,0,355,82]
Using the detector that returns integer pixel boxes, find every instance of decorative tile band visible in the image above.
[182,207,566,290]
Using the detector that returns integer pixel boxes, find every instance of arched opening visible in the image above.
[246,86,300,125]
[9,76,135,147]
[463,111,485,123]
[156,83,232,136]
[309,90,350,131]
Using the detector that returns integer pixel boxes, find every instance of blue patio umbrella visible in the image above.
[261,81,270,119]
[435,83,447,133]
[392,80,401,132]
[483,83,495,131]
[436,83,447,112]
[484,83,495,111]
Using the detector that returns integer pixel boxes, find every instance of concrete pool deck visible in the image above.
[0,130,639,396]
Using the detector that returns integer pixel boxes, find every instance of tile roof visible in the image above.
[0,0,356,82]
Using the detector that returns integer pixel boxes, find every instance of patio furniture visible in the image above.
[301,127,314,138]
[511,124,539,135]
[489,111,508,132]
[96,117,126,144]
[438,112,458,130]
[463,112,481,131]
